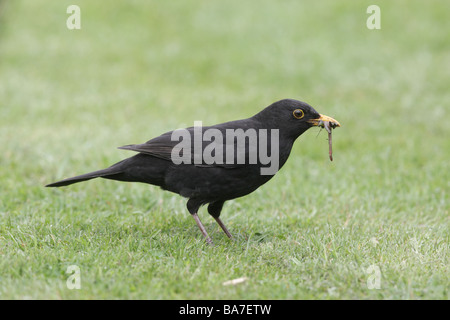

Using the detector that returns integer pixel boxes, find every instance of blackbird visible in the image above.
[46,99,340,244]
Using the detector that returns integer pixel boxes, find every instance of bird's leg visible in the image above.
[187,199,214,245]
[208,201,233,239]
[213,217,233,239]
[191,213,214,245]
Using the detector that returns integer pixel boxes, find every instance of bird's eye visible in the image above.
[293,109,304,119]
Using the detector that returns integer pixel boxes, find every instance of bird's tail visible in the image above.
[45,161,126,187]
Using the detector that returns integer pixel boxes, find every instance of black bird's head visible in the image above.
[255,99,341,139]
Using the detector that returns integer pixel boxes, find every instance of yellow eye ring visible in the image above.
[293,109,304,119]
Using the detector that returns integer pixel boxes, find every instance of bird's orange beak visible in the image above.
[307,114,341,129]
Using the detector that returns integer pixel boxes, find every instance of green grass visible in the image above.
[0,0,448,299]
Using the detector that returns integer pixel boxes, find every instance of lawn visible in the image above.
[0,0,448,299]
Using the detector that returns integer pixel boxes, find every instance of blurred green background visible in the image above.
[0,0,448,299]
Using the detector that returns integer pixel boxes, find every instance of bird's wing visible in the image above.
[118,128,239,168]
[118,131,176,161]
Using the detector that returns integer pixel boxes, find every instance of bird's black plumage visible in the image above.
[46,99,340,244]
